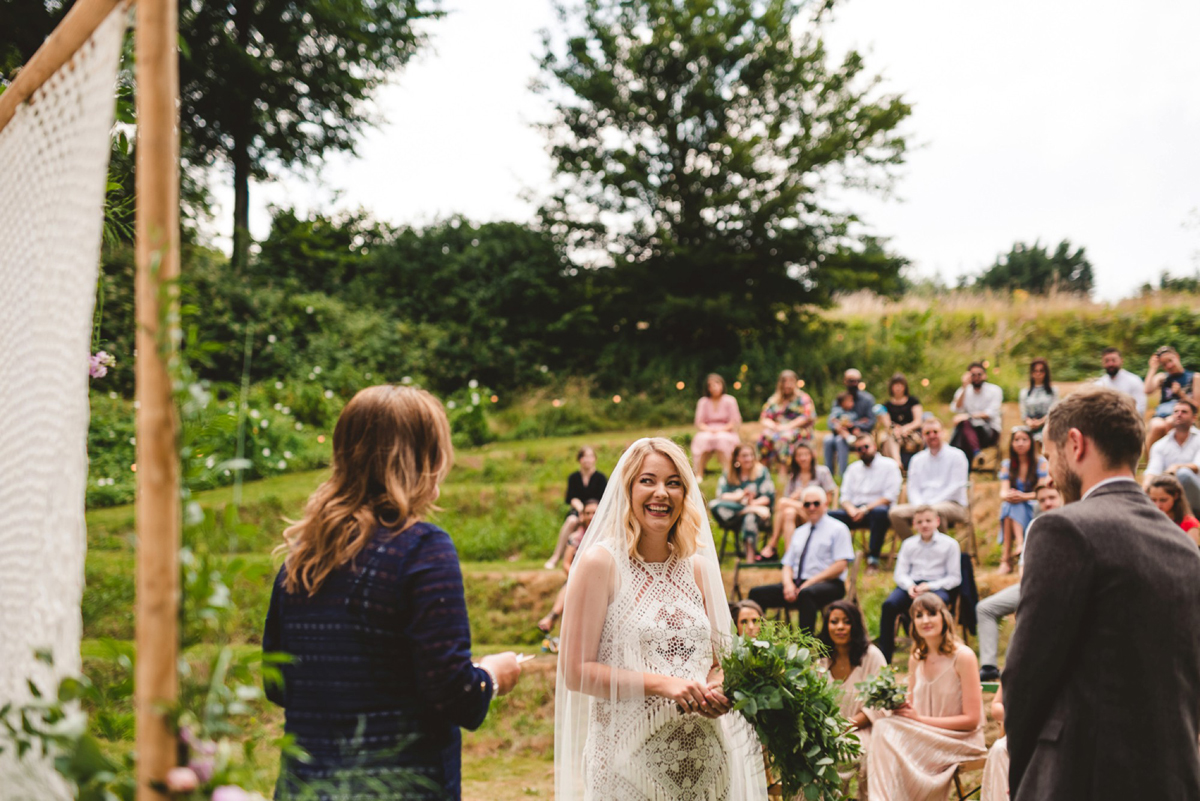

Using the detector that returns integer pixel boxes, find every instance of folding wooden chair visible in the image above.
[952,757,988,799]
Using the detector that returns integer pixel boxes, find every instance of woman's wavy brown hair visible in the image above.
[909,592,959,661]
[279,385,453,596]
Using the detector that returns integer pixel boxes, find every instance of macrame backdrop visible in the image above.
[0,7,128,795]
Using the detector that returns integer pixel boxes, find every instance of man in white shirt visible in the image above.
[889,418,971,540]
[876,506,962,662]
[949,361,1004,461]
[1093,347,1146,416]
[1143,398,1200,512]
[827,435,902,568]
[748,486,855,633]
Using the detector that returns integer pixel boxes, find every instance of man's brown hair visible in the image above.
[1044,387,1144,472]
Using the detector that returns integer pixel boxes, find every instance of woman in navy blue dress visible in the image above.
[263,385,522,800]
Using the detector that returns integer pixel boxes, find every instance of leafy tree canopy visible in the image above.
[972,239,1094,295]
[537,0,911,365]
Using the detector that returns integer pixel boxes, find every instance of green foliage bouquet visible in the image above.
[720,621,860,799]
[855,665,908,711]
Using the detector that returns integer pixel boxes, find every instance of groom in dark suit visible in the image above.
[1003,387,1200,800]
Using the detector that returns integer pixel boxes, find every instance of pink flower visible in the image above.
[211,787,252,801]
[88,351,116,379]
[165,766,200,792]
[188,754,215,784]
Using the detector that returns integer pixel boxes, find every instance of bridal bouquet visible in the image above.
[855,665,908,711]
[720,621,860,799]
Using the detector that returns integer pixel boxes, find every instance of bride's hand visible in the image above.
[702,681,732,717]
[655,676,711,714]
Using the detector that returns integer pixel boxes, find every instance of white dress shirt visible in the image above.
[1145,427,1200,477]
[894,531,962,592]
[840,455,902,507]
[906,445,970,507]
[782,513,856,582]
[951,382,1004,432]
[1094,369,1147,415]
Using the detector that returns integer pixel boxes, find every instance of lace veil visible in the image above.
[554,437,766,799]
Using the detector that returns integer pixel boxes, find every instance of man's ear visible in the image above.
[1068,428,1086,463]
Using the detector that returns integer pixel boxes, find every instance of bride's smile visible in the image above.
[632,453,685,541]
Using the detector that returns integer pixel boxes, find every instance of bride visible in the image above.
[555,437,766,800]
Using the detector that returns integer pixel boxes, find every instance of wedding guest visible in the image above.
[760,441,837,560]
[709,443,775,561]
[825,368,877,477]
[981,684,1008,801]
[1018,358,1058,441]
[866,593,986,801]
[950,362,1003,461]
[758,369,817,476]
[1094,347,1146,416]
[692,373,743,477]
[876,507,962,663]
[817,601,887,788]
[888,418,970,542]
[732,599,764,638]
[545,446,608,570]
[538,499,599,634]
[1144,346,1197,447]
[1142,398,1200,514]
[264,386,522,800]
[748,486,854,633]
[829,435,902,569]
[996,427,1047,574]
[1147,475,1200,546]
[879,373,925,468]
[977,481,1061,683]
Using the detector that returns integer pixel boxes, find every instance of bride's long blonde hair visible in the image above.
[619,438,703,560]
[279,385,453,596]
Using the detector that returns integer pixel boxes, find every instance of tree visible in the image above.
[179,0,441,270]
[974,239,1094,295]
[536,0,910,368]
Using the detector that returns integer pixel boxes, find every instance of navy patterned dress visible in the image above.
[263,522,493,800]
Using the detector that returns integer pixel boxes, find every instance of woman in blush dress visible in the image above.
[692,373,743,478]
[757,370,816,479]
[981,684,1008,801]
[816,600,887,791]
[867,593,986,801]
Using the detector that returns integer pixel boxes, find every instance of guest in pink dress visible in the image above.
[867,593,986,801]
[981,684,1008,801]
[692,373,743,477]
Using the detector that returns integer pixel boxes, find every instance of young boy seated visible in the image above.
[876,505,962,662]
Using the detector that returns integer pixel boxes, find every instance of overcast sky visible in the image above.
[211,0,1200,301]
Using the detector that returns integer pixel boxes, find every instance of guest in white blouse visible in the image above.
[828,435,902,569]
[876,506,962,663]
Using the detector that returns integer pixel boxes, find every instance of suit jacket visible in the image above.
[1003,479,1200,800]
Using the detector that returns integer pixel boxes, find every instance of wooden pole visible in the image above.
[0,0,128,134]
[134,0,180,796]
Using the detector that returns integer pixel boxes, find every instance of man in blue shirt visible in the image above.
[748,486,855,633]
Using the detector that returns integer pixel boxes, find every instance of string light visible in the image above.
[921,378,930,387]
[612,395,622,404]
[733,381,742,390]
[317,435,326,444]
[552,399,562,407]
[675,381,685,390]
[490,395,499,403]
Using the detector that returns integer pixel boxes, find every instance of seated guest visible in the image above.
[761,441,837,560]
[749,487,854,633]
[709,443,775,561]
[692,372,742,477]
[1143,398,1200,514]
[1147,475,1200,546]
[996,426,1047,574]
[829,435,902,569]
[888,418,970,542]
[1018,358,1058,441]
[981,684,1008,801]
[537,499,598,634]
[825,391,862,478]
[731,599,764,638]
[1145,346,1197,447]
[949,361,1003,462]
[866,594,986,800]
[879,373,925,468]
[545,446,607,569]
[1094,347,1146,416]
[877,506,962,663]
[977,481,1061,682]
[817,601,887,788]
[825,368,877,477]
[758,369,817,478]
